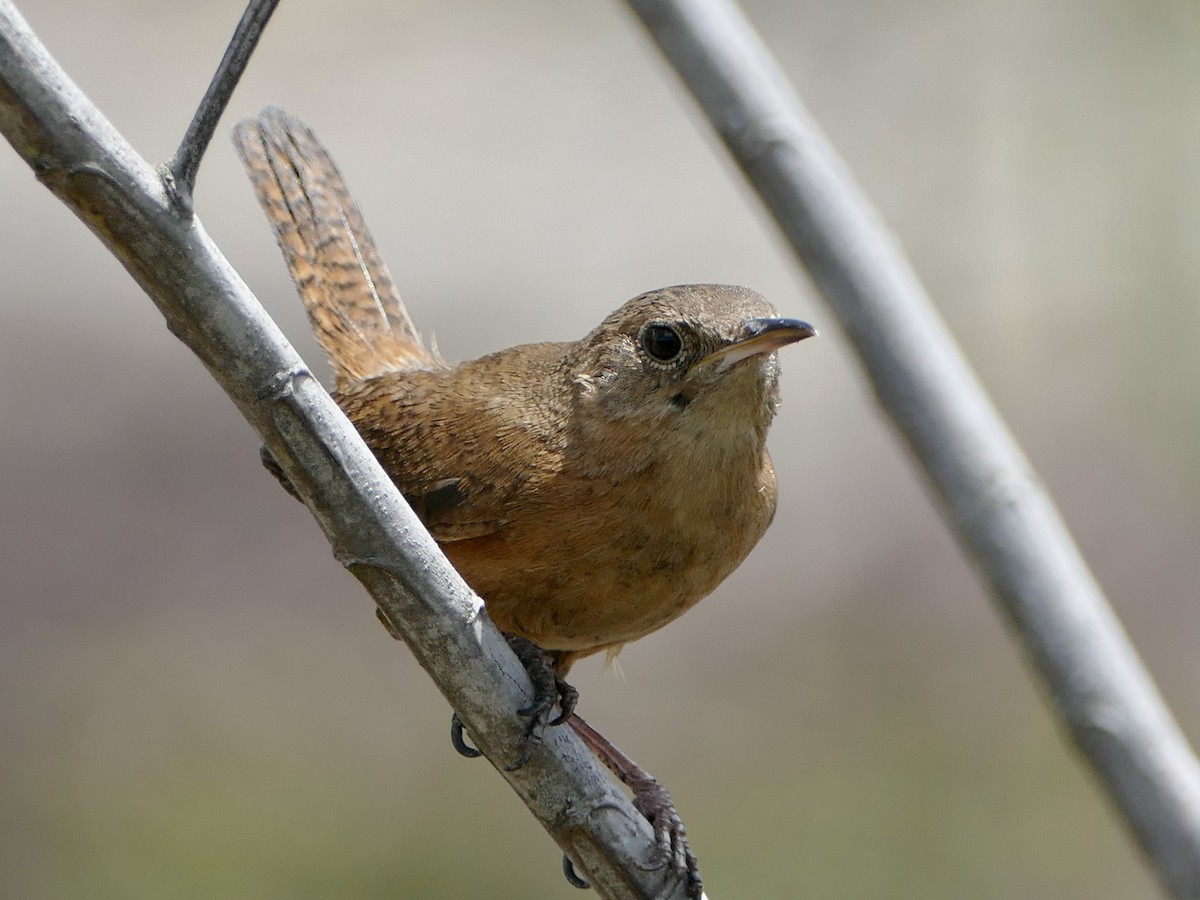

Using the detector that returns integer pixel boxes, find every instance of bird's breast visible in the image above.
[446,437,777,658]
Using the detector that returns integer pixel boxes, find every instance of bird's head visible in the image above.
[567,284,815,473]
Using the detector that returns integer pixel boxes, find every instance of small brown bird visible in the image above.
[234,108,814,897]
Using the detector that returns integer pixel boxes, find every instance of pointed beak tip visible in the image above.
[744,317,818,346]
[697,317,818,370]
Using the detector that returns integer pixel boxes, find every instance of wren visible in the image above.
[234,107,814,898]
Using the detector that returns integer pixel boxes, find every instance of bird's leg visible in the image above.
[374,590,486,758]
[562,854,591,890]
[502,633,578,769]
[372,601,576,765]
[376,607,694,894]
[445,633,578,768]
[507,634,578,726]
[568,713,702,900]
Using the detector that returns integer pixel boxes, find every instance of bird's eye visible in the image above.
[640,323,683,363]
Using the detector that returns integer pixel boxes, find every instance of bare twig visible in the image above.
[165,0,281,210]
[622,0,1200,895]
[0,2,692,897]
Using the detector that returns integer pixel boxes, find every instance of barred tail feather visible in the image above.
[233,107,442,386]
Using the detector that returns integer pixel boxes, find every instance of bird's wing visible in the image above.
[336,355,565,543]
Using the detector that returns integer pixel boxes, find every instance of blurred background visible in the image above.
[3,0,1199,897]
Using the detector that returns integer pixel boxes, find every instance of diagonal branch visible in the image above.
[0,2,691,897]
[622,0,1200,896]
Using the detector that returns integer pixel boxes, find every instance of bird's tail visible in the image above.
[233,107,441,387]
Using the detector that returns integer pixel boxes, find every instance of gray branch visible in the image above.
[622,0,1200,895]
[0,2,693,897]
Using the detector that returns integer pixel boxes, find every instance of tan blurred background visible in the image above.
[3,1,1200,897]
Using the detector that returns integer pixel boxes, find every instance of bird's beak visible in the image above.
[697,317,817,371]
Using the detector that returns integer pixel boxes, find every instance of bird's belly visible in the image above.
[442,469,774,655]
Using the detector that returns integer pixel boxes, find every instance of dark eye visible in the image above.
[640,323,683,363]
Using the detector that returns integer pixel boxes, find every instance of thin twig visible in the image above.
[0,2,690,897]
[623,0,1200,895]
[165,0,281,210]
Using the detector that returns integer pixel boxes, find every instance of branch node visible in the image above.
[156,162,189,215]
[31,153,58,178]
[255,363,313,404]
[335,553,396,574]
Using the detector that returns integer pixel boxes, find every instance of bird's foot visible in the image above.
[504,633,577,769]
[450,712,483,758]
[377,608,493,762]
[568,714,702,899]
[448,633,577,769]
[630,774,701,899]
[562,854,591,889]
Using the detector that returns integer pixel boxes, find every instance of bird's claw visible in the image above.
[505,633,576,769]
[450,712,483,758]
[565,714,704,897]
[448,634,577,768]
[563,854,590,889]
[631,775,702,899]
[557,783,701,899]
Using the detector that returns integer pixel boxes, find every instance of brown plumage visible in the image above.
[234,108,813,676]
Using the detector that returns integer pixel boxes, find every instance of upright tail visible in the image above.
[233,107,442,388]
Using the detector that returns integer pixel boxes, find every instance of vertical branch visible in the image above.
[622,0,1200,896]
